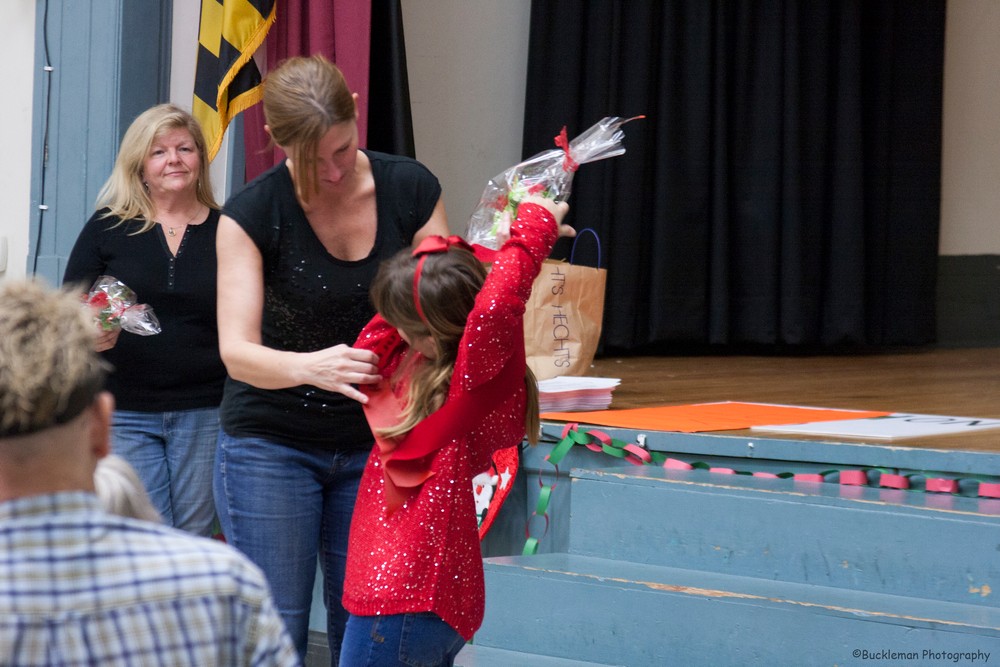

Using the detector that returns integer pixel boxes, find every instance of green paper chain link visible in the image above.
[521,425,1000,555]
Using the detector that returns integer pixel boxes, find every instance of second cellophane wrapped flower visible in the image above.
[465,116,642,249]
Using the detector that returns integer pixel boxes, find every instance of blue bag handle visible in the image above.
[569,228,602,268]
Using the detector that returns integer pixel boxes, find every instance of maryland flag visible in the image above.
[194,0,276,161]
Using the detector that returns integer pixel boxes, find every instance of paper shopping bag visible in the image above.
[524,229,606,380]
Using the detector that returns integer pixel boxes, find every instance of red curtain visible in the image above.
[243,0,372,182]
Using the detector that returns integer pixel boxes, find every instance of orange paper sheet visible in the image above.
[540,401,889,433]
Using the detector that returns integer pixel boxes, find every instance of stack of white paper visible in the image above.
[537,376,621,413]
[751,413,1000,440]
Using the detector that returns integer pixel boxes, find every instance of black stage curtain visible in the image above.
[524,0,945,351]
[367,0,415,157]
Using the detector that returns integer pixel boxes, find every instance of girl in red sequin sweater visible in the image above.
[341,197,571,664]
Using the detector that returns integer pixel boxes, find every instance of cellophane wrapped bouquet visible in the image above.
[86,275,161,335]
[465,116,642,249]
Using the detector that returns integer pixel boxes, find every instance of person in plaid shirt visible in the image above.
[0,279,300,667]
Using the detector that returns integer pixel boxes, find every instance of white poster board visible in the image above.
[751,413,1000,440]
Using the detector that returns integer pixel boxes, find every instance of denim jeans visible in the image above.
[214,432,368,665]
[111,407,219,536]
[339,613,466,667]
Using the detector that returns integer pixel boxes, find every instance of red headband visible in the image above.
[411,235,474,327]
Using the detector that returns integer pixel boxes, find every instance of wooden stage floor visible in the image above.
[587,346,1000,454]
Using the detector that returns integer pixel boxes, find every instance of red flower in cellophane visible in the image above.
[86,275,161,336]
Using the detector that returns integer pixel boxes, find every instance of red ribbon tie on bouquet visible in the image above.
[554,126,579,173]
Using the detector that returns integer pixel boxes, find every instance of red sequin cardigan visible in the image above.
[343,203,558,640]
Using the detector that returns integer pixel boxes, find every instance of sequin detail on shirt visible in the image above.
[343,204,559,640]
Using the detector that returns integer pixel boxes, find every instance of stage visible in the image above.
[484,346,1000,558]
[468,347,1000,665]
[588,345,1000,453]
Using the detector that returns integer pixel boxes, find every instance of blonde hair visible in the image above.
[370,247,540,445]
[262,54,356,203]
[94,454,162,523]
[96,103,218,233]
[0,279,108,438]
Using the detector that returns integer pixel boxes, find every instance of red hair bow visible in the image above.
[411,234,473,257]
[412,235,474,326]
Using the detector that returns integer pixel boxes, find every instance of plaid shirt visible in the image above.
[0,492,300,666]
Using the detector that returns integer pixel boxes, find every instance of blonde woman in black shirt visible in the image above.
[64,104,224,538]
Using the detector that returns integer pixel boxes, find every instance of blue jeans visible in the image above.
[339,613,465,667]
[214,432,368,665]
[111,407,219,536]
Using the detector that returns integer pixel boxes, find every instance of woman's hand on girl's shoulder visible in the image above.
[297,344,382,404]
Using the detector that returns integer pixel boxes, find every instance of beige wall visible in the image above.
[402,0,532,233]
[1,0,996,284]
[0,2,38,283]
[940,0,1000,254]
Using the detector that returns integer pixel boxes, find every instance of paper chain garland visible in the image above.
[522,423,1000,555]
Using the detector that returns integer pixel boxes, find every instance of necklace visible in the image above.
[159,207,204,238]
